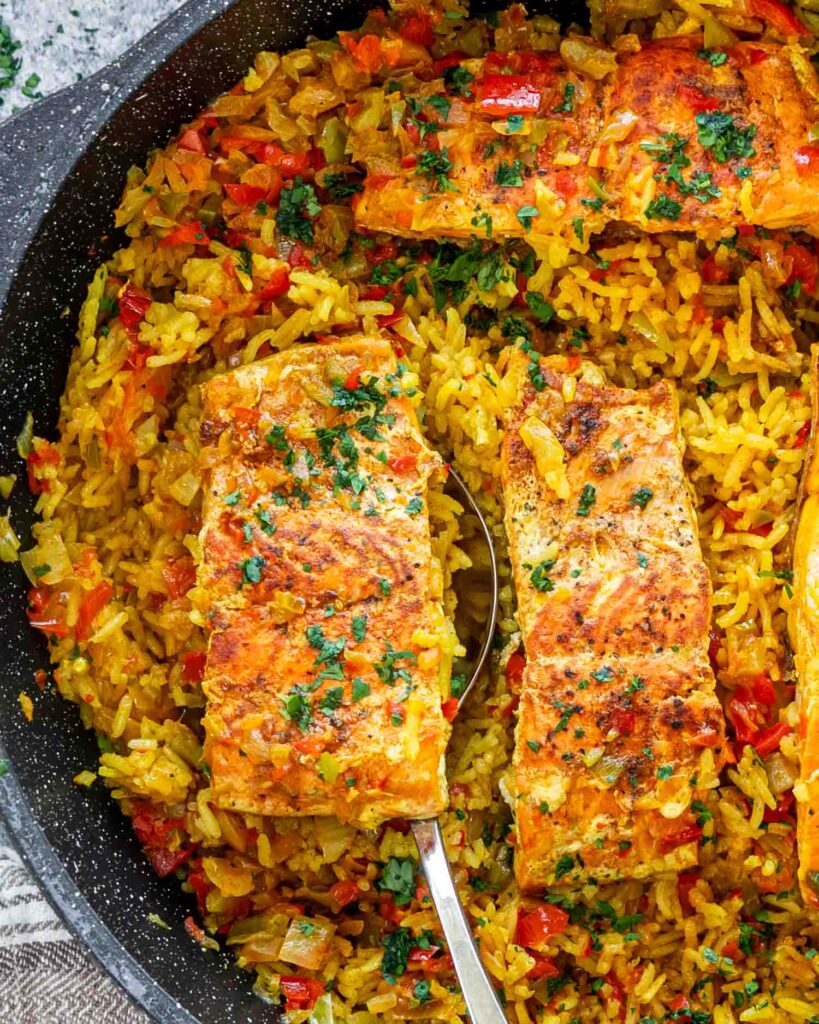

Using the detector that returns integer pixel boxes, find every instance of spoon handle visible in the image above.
[411,817,507,1023]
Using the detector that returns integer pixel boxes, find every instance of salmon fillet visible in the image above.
[791,346,819,907]
[354,38,819,244]
[198,338,452,827]
[500,351,726,888]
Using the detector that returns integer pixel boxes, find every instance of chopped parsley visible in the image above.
[375,644,416,686]
[416,146,457,193]
[276,176,320,245]
[238,555,265,586]
[576,483,596,517]
[413,980,432,1005]
[630,486,654,510]
[282,690,312,731]
[656,765,673,780]
[530,559,556,592]
[371,260,403,286]
[351,677,371,702]
[255,507,276,535]
[645,195,682,221]
[696,111,757,163]
[516,205,540,232]
[494,159,524,188]
[698,48,728,66]
[318,687,344,716]
[351,614,367,642]
[554,853,575,880]
[406,496,423,516]
[323,171,364,201]
[379,578,392,596]
[381,927,412,983]
[524,291,554,324]
[506,113,524,133]
[527,738,541,752]
[223,489,242,505]
[379,857,416,905]
[552,82,575,114]
[442,64,474,98]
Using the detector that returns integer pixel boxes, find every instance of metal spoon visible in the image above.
[410,467,505,1024]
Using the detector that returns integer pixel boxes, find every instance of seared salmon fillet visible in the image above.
[198,337,452,827]
[354,38,819,243]
[790,346,819,907]
[500,351,725,888]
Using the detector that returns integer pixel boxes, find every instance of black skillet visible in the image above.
[0,0,587,1019]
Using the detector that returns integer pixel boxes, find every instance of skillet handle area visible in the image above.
[411,817,508,1023]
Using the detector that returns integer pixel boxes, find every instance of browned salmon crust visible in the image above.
[500,352,726,889]
[355,38,819,243]
[198,337,451,827]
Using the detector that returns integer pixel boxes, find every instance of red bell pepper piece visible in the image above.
[388,454,417,473]
[343,368,361,391]
[433,52,468,76]
[795,144,819,176]
[554,169,578,199]
[131,802,193,878]
[527,952,560,979]
[158,220,209,249]
[506,651,526,686]
[749,674,776,706]
[178,128,206,153]
[329,879,361,908]
[515,903,570,948]
[256,267,291,304]
[659,825,703,853]
[763,790,796,823]
[702,253,729,284]
[280,976,325,1011]
[795,421,811,448]
[785,242,818,292]
[76,581,114,641]
[224,183,268,207]
[441,697,459,722]
[399,12,434,47]
[477,74,541,116]
[180,650,207,683]
[162,558,196,600]
[118,284,152,330]
[753,721,791,757]
[676,84,720,113]
[749,0,806,34]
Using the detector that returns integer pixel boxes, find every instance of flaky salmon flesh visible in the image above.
[500,351,725,889]
[198,337,453,828]
[355,38,819,244]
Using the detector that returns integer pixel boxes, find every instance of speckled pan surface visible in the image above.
[0,0,585,1020]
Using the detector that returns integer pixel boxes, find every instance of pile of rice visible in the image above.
[15,0,819,1021]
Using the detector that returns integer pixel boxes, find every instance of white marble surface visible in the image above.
[0,0,187,119]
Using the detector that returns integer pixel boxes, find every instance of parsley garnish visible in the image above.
[381,928,412,983]
[416,146,458,193]
[494,159,524,188]
[696,112,757,163]
[351,677,370,702]
[554,853,575,879]
[630,487,654,510]
[442,64,474,98]
[351,614,367,642]
[530,559,556,592]
[323,171,364,201]
[645,195,682,221]
[698,48,728,66]
[238,555,265,586]
[524,291,554,324]
[576,484,596,517]
[379,857,416,905]
[552,82,575,114]
[517,205,539,233]
[276,176,320,244]
[282,690,312,731]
